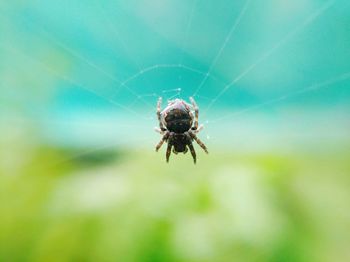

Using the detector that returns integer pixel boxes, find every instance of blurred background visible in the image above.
[1,0,350,261]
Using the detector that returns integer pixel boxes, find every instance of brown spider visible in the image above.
[155,97,208,163]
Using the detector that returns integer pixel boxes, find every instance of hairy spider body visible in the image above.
[164,108,192,133]
[169,133,189,153]
[155,97,208,163]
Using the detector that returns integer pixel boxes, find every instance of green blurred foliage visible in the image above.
[1,139,349,262]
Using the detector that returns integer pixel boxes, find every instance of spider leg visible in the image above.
[157,97,166,131]
[188,143,196,164]
[189,131,208,154]
[154,127,165,135]
[193,124,204,134]
[190,97,199,130]
[155,132,169,151]
[166,142,173,163]
[183,147,188,154]
[155,138,165,152]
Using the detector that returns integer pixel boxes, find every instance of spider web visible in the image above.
[1,0,350,163]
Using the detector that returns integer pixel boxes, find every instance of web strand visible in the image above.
[112,63,230,99]
[96,1,144,71]
[2,0,347,163]
[179,0,199,64]
[2,44,153,121]
[209,71,350,124]
[204,0,336,114]
[95,1,159,101]
[15,15,156,110]
[192,0,251,97]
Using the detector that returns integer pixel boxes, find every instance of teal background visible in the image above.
[1,1,350,261]
[1,0,349,149]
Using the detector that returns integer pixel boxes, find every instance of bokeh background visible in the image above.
[1,0,350,261]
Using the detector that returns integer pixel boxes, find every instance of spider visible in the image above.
[155,97,208,163]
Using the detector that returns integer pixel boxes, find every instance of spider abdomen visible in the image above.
[171,134,188,153]
[164,109,192,133]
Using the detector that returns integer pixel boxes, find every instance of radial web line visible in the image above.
[87,0,146,77]
[110,0,238,101]
[32,23,155,109]
[192,0,251,97]
[179,0,199,64]
[166,89,183,100]
[3,44,152,121]
[96,1,144,71]
[204,0,336,113]
[209,71,350,124]
[112,63,230,98]
[96,1,158,98]
[45,33,155,109]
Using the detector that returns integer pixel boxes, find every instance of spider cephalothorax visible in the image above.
[155,97,208,163]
